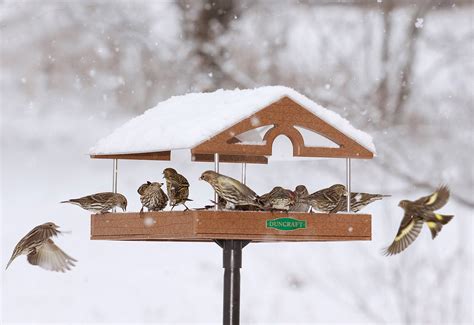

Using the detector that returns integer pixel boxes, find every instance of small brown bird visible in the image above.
[290,185,310,212]
[6,222,77,272]
[384,185,453,256]
[260,186,296,211]
[332,192,391,213]
[163,168,192,210]
[61,192,127,214]
[137,181,168,213]
[199,170,263,208]
[300,184,346,213]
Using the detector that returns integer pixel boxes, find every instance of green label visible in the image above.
[266,217,306,231]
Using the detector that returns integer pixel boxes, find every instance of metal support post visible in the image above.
[214,153,220,211]
[345,158,351,212]
[112,159,118,212]
[222,240,242,325]
[241,163,247,185]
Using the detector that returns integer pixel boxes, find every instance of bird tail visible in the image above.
[60,199,81,206]
[5,254,17,270]
[426,214,454,239]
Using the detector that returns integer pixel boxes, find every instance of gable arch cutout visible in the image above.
[293,126,340,148]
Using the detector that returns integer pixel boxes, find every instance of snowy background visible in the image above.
[1,0,473,323]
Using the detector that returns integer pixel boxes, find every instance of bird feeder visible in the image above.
[89,86,375,324]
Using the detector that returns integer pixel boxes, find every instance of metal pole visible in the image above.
[241,163,247,184]
[222,239,242,325]
[214,153,220,211]
[112,159,118,193]
[345,158,351,212]
[112,159,118,213]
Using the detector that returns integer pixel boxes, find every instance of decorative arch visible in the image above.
[191,96,373,163]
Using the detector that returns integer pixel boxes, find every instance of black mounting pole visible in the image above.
[215,239,250,325]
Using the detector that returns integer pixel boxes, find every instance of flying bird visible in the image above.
[61,192,127,214]
[332,192,391,213]
[6,222,77,272]
[383,185,454,256]
[199,170,263,208]
[163,168,192,210]
[290,185,310,212]
[137,181,168,213]
[300,184,346,213]
[260,186,296,211]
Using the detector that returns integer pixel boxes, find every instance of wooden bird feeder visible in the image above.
[88,86,375,324]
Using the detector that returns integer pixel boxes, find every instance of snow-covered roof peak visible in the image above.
[89,86,375,156]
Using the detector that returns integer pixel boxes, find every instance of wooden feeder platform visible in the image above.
[91,211,371,242]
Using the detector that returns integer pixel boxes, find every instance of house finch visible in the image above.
[300,184,346,213]
[260,186,296,211]
[199,170,263,208]
[6,222,77,272]
[332,192,391,213]
[290,185,310,212]
[137,181,168,213]
[163,168,192,210]
[383,185,453,256]
[61,192,127,214]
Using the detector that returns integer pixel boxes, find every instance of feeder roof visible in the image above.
[90,86,375,160]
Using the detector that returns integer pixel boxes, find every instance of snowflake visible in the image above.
[415,18,424,29]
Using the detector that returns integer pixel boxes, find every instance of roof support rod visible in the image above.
[112,159,118,212]
[345,158,351,212]
[241,163,247,185]
[214,153,220,211]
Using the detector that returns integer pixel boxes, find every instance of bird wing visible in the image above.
[413,185,450,211]
[383,213,424,256]
[171,174,190,188]
[91,192,116,203]
[27,239,77,272]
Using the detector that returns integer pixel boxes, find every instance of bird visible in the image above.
[299,184,346,213]
[6,222,77,272]
[383,185,454,256]
[162,168,192,210]
[137,181,168,213]
[260,186,296,211]
[199,170,263,209]
[61,192,127,214]
[332,192,391,213]
[290,185,310,212]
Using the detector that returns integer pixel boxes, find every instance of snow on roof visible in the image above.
[89,86,376,155]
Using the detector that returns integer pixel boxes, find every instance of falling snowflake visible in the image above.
[143,216,156,227]
[250,116,260,127]
[415,18,424,29]
[324,83,331,90]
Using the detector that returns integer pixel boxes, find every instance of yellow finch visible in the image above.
[384,185,453,256]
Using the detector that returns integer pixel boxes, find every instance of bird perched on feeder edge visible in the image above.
[163,168,192,210]
[6,222,77,272]
[199,170,264,209]
[260,186,296,211]
[290,185,310,212]
[383,185,453,256]
[300,184,346,213]
[137,181,168,213]
[332,191,391,213]
[61,192,127,214]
